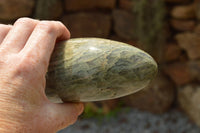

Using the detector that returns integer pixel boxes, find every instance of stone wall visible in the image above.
[1,0,200,127]
[166,0,200,127]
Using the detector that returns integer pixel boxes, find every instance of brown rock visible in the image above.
[0,0,35,20]
[64,0,116,11]
[188,60,200,81]
[112,10,135,40]
[171,4,196,19]
[170,19,196,31]
[195,24,200,34]
[119,0,134,10]
[178,85,200,126]
[164,62,193,85]
[61,13,111,38]
[164,43,182,62]
[121,73,175,114]
[175,32,200,60]
[34,0,63,19]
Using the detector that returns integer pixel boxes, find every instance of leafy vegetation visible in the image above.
[81,102,130,120]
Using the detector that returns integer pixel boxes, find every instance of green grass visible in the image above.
[80,102,131,121]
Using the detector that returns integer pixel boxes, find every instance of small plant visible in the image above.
[81,103,104,119]
[80,102,130,121]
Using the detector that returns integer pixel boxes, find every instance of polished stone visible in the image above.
[46,38,157,102]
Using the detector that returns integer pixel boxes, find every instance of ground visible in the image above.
[58,108,200,133]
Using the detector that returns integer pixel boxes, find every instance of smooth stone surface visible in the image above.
[46,38,157,102]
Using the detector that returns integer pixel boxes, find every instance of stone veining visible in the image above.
[46,38,157,102]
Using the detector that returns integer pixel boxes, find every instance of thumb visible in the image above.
[42,102,84,132]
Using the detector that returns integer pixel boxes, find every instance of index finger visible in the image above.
[20,21,70,71]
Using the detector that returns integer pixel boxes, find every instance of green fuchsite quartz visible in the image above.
[46,38,157,102]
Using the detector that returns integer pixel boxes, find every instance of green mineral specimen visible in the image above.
[46,38,157,102]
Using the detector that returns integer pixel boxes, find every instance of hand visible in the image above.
[0,18,84,132]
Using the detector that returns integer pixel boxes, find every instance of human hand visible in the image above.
[0,18,84,132]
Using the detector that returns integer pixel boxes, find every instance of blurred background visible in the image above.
[1,0,200,132]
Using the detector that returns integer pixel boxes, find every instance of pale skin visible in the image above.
[0,18,84,132]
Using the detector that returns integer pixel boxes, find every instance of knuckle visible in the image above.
[53,21,67,31]
[15,17,34,25]
[53,21,64,27]
[15,56,31,71]
[14,56,44,80]
[15,54,36,74]
[37,21,56,34]
[21,53,46,75]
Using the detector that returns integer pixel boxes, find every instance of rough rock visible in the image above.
[164,62,193,86]
[171,4,196,19]
[170,19,196,31]
[34,0,63,19]
[121,73,175,114]
[61,13,111,38]
[64,0,116,11]
[112,10,135,40]
[119,0,134,10]
[164,43,182,62]
[178,85,200,127]
[175,32,200,60]
[0,0,35,20]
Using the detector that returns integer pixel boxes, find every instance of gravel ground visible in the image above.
[58,109,200,133]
